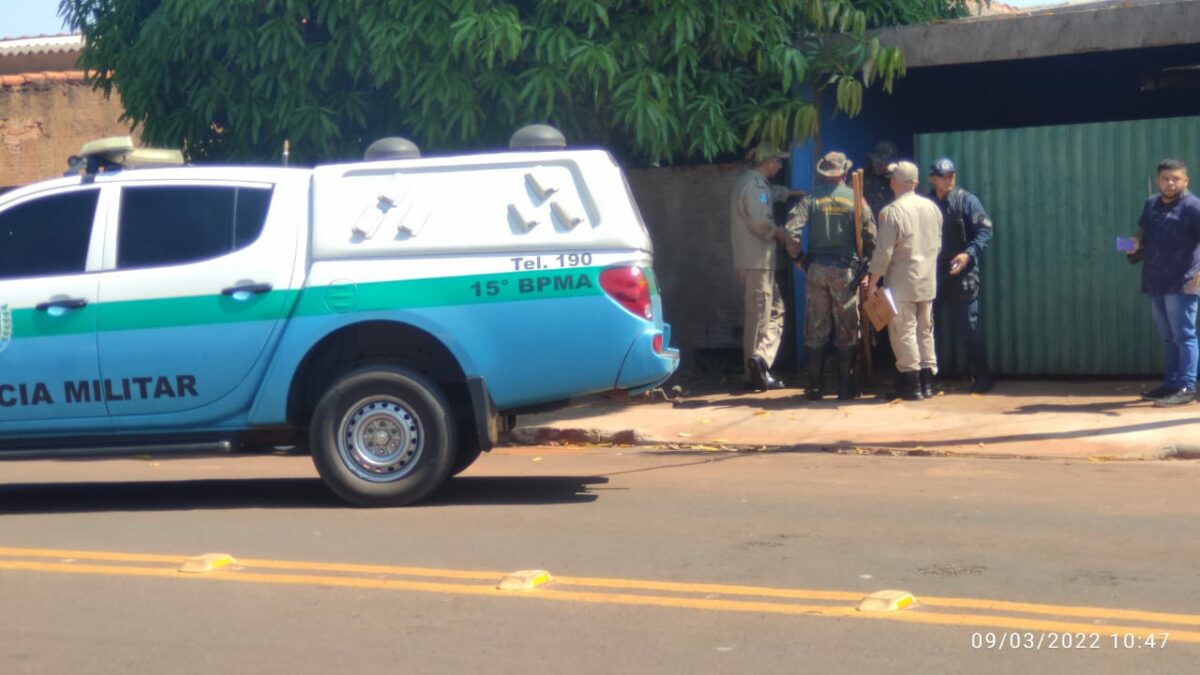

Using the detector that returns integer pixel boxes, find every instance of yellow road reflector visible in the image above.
[858,590,917,613]
[179,553,237,574]
[497,570,554,591]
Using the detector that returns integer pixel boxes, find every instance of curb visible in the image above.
[504,426,1195,462]
[1162,444,1200,460]
[506,427,647,446]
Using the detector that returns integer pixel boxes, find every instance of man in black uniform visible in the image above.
[863,140,898,219]
[928,158,995,395]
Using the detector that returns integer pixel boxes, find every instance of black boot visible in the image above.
[804,348,825,401]
[885,371,922,401]
[836,347,858,400]
[970,362,994,394]
[748,356,785,391]
[919,368,935,399]
[968,339,994,394]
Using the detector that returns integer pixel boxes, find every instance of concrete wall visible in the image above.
[0,78,131,188]
[625,164,802,374]
[625,164,745,369]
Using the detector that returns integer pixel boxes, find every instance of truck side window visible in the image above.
[0,190,99,280]
[117,185,273,269]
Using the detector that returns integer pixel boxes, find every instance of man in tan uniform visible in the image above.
[730,144,803,390]
[866,161,943,400]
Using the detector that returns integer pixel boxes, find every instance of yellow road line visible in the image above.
[0,546,503,581]
[555,575,864,602]
[2,559,1198,644]
[3,547,1199,631]
[918,595,1200,627]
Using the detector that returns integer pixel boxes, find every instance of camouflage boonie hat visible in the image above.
[816,151,852,178]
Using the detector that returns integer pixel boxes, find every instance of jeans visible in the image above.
[1149,294,1199,390]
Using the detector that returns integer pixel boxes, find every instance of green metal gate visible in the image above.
[916,116,1200,375]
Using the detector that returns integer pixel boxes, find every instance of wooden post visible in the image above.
[852,169,873,380]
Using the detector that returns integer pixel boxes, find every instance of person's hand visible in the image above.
[789,189,807,198]
[1186,272,1200,294]
[859,275,871,290]
[1128,237,1140,254]
[949,252,971,275]
[784,238,800,259]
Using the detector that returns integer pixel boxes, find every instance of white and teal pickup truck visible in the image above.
[0,136,678,505]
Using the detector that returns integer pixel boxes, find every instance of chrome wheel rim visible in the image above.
[337,396,424,482]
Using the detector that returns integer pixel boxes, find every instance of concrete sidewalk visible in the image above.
[506,379,1200,461]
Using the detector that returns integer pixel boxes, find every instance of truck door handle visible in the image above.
[221,282,273,296]
[35,297,89,312]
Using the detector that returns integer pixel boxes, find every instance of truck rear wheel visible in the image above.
[310,365,456,506]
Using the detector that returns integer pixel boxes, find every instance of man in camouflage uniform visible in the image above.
[786,152,875,400]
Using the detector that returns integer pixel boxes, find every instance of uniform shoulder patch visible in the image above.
[759,192,769,203]
[0,304,11,353]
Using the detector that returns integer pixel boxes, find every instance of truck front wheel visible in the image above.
[310,365,456,506]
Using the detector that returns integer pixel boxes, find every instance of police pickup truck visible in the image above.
[0,130,678,506]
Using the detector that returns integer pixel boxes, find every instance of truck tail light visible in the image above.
[599,266,653,320]
[653,334,663,354]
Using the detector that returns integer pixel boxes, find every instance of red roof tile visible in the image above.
[0,70,87,87]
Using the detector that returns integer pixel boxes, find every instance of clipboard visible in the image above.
[862,288,898,331]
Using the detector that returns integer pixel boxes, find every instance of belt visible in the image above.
[808,253,854,268]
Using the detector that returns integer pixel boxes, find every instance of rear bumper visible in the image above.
[614,323,680,391]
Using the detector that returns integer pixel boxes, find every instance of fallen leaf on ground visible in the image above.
[700,418,711,424]
[754,411,770,417]
[677,432,692,437]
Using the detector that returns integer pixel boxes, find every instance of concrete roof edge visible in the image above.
[878,0,1200,69]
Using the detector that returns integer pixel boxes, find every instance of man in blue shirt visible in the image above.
[1128,158,1200,407]
[928,158,995,395]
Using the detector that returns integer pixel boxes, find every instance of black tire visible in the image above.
[450,442,484,477]
[310,365,456,506]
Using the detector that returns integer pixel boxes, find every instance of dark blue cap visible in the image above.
[930,158,956,176]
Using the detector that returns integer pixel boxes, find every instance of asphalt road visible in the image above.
[1,447,1197,674]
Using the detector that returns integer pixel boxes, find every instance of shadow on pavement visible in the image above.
[0,478,340,513]
[1005,400,1148,416]
[426,475,606,505]
[0,475,609,513]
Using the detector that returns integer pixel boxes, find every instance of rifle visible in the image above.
[852,168,873,380]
